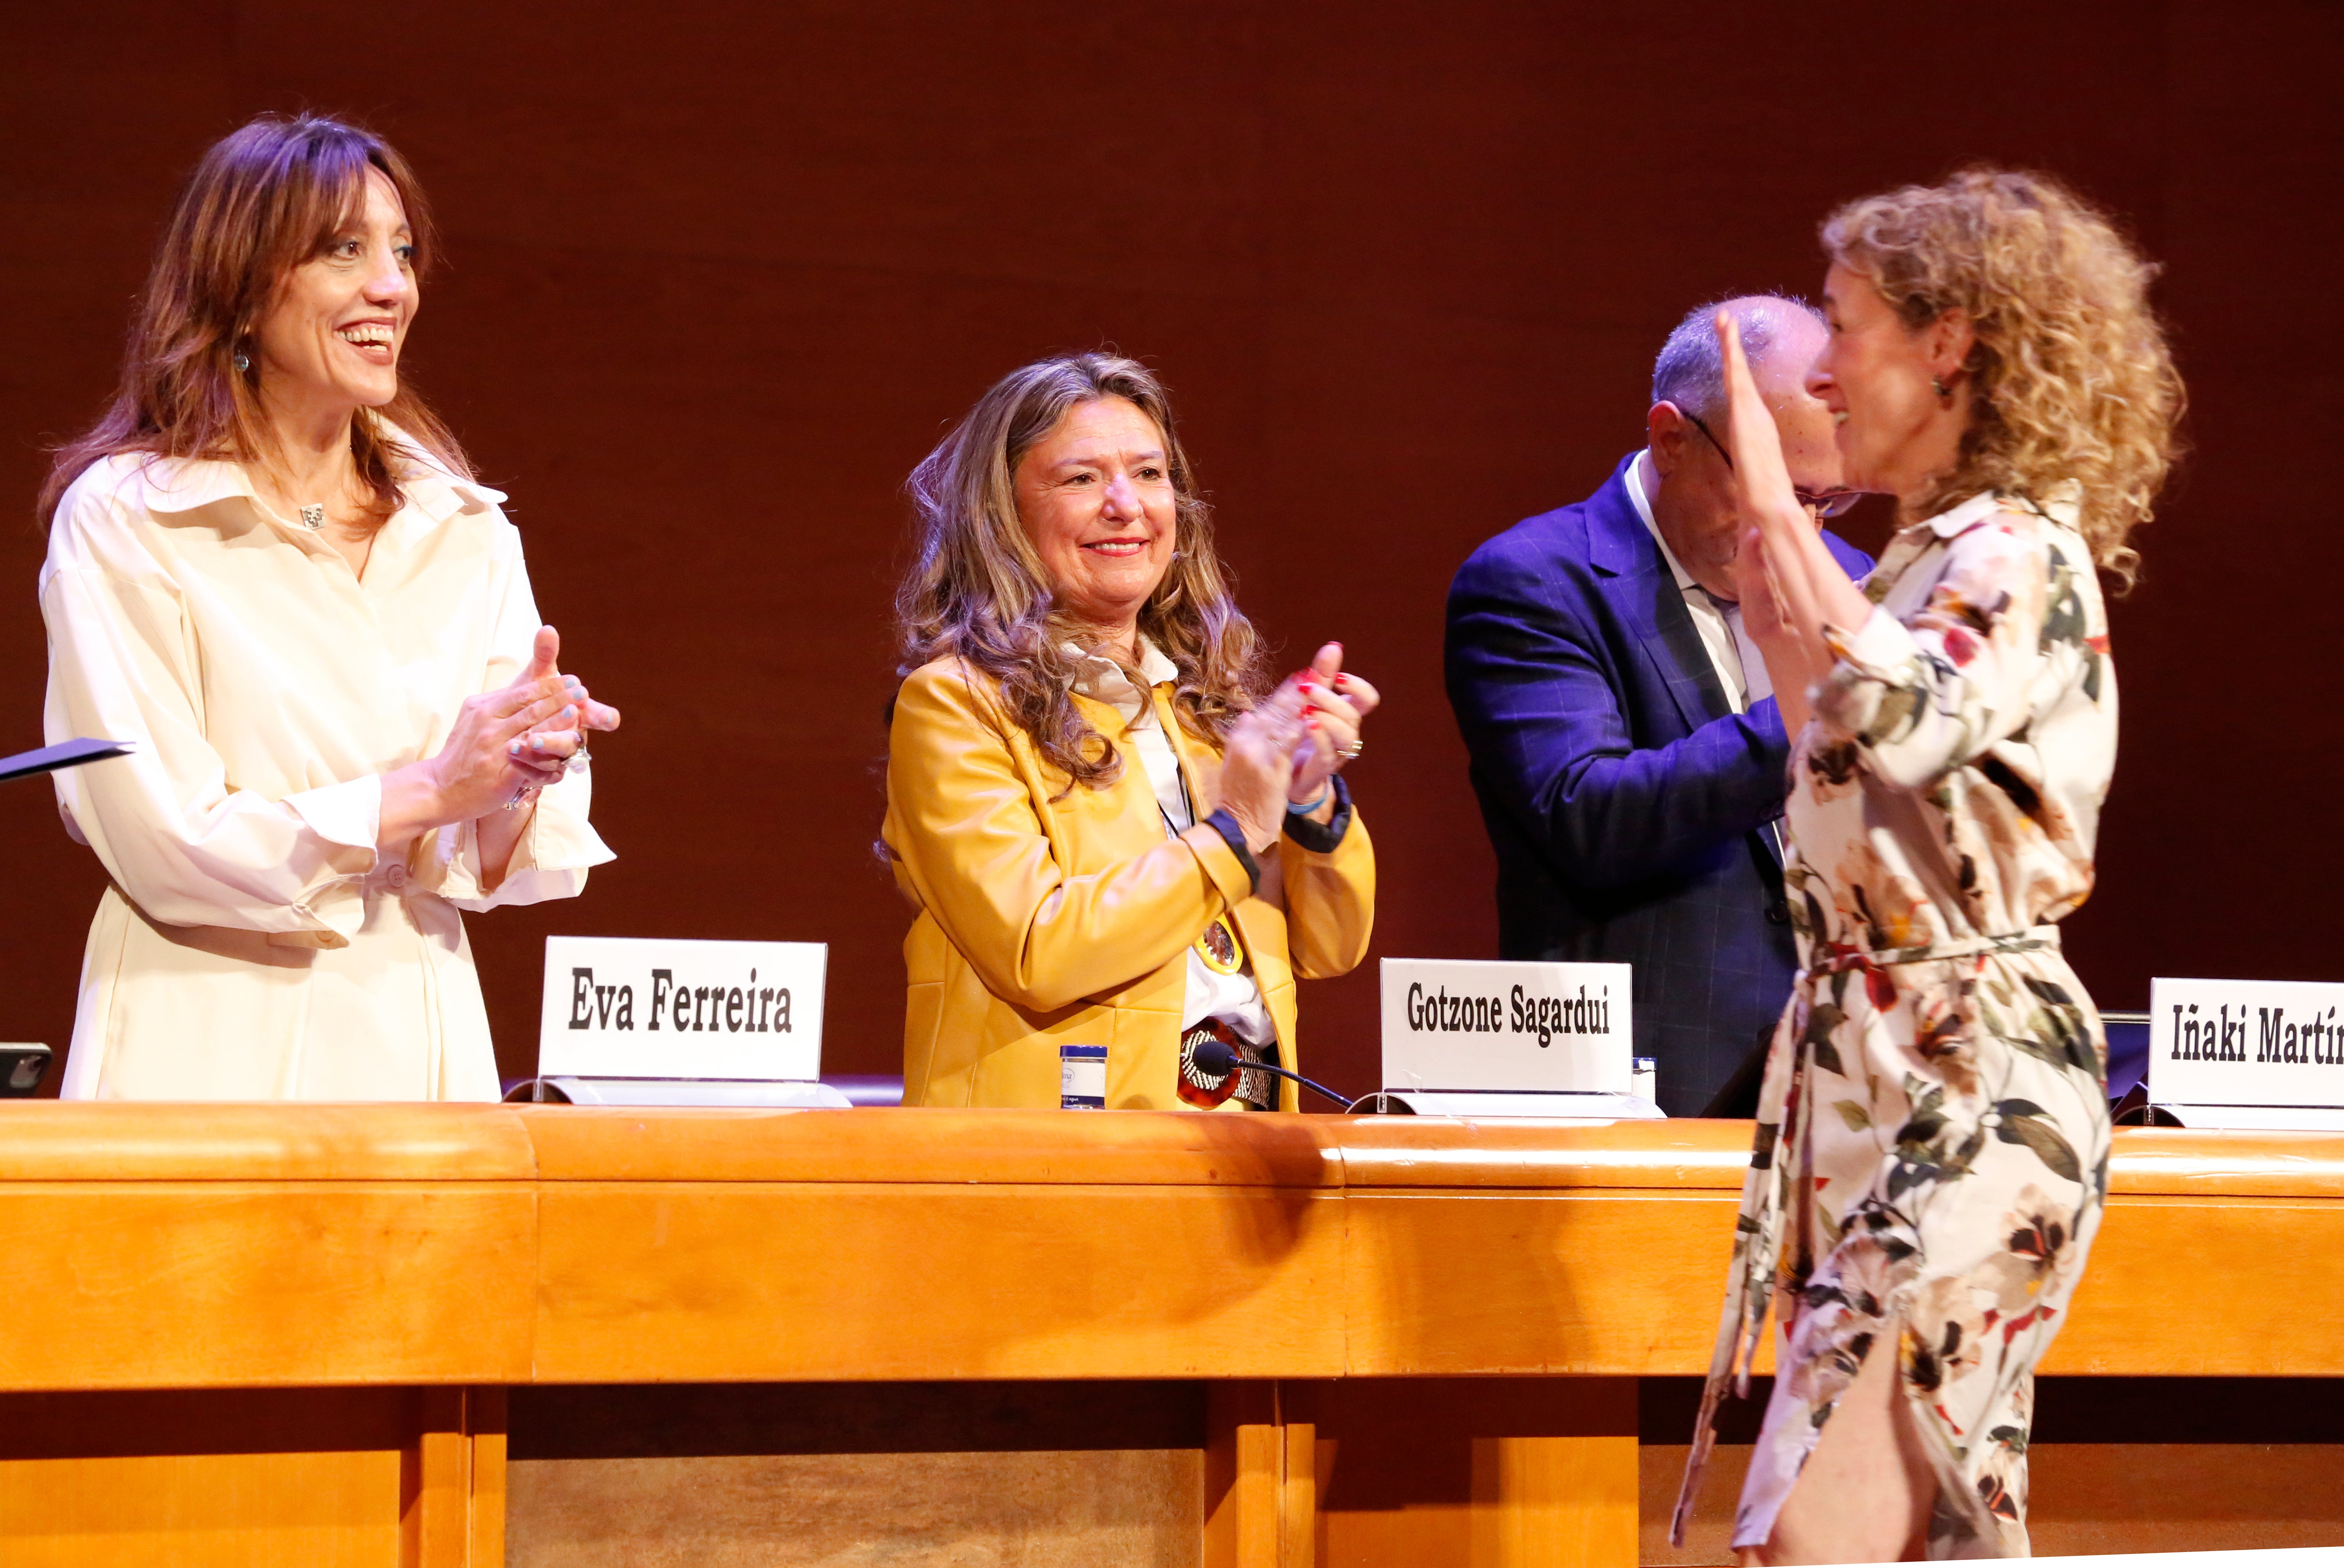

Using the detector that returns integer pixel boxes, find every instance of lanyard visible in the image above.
[1139,714,1246,978]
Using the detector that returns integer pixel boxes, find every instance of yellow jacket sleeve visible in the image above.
[1275,784,1376,980]
[884,662,1256,1014]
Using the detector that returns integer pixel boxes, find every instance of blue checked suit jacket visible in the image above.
[1443,454,1873,1115]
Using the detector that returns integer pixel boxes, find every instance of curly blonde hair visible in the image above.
[1823,168,2183,586]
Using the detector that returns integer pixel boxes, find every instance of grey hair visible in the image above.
[1650,294,1827,419]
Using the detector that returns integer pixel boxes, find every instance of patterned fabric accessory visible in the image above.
[1177,1019,1277,1111]
[1806,927,2056,974]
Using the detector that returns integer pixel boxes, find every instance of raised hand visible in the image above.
[1731,520,1822,730]
[512,625,622,775]
[1214,698,1303,854]
[1713,311,1872,726]
[1267,641,1380,812]
[1730,521,1795,646]
[1714,310,1808,539]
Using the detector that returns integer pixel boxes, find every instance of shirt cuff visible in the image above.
[281,774,383,858]
[1204,808,1262,895]
[273,776,383,945]
[1816,606,1924,741]
[1282,774,1353,854]
[1183,813,1259,903]
[437,767,615,910]
[1824,605,1922,685]
[520,771,615,875]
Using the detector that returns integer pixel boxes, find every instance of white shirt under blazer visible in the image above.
[40,441,613,1101]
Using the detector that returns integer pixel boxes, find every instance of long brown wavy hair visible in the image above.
[1823,168,2183,586]
[39,113,472,525]
[896,354,1263,791]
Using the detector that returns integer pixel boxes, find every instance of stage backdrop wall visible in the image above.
[3,0,2336,1097]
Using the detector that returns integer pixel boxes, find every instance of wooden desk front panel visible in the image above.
[1339,1191,1738,1377]
[532,1182,1349,1382]
[2,1111,2344,1389]
[0,1386,502,1568]
[1,1109,2343,1566]
[0,1182,537,1391]
[0,1389,406,1568]
[2049,1195,2344,1374]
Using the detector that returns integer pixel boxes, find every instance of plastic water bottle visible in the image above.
[1060,1043,1107,1110]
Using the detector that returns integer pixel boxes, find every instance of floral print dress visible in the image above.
[1672,490,2117,1559]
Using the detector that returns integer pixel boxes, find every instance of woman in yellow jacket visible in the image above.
[883,353,1377,1111]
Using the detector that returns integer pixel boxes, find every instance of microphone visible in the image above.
[1189,1038,1352,1109]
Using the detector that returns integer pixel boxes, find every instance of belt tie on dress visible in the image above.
[361,861,416,899]
[1804,924,2060,976]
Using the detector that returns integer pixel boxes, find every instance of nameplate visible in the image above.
[2149,977,2344,1109]
[539,936,827,1081]
[1380,958,1632,1093]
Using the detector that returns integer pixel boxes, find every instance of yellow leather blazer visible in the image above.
[883,657,1375,1110]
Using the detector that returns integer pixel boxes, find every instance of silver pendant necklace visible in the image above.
[299,503,326,530]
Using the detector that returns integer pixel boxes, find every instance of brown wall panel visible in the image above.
[2,1,2336,1095]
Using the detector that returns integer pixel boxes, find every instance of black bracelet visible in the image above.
[1203,807,1262,895]
[1281,774,1353,854]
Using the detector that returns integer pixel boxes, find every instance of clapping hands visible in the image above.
[1214,642,1379,853]
[503,626,622,795]
[377,624,626,860]
[1267,642,1378,810]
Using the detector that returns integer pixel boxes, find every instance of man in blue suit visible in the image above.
[1444,297,1872,1116]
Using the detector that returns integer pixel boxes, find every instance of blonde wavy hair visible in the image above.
[1823,168,2183,585]
[895,353,1262,792]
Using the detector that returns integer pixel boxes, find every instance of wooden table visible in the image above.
[3,1105,2342,1566]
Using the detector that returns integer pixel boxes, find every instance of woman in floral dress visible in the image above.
[1672,170,2183,1562]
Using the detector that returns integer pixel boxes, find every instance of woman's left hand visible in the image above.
[1268,641,1379,816]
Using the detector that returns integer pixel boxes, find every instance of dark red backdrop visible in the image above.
[3,1,2337,1095]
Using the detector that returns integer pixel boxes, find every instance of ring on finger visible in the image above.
[567,741,591,775]
[1338,739,1363,760]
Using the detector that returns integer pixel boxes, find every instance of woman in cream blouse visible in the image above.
[37,114,618,1101]
[884,353,1377,1110]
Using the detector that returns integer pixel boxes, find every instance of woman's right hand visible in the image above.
[509,626,622,769]
[1714,311,1872,663]
[1215,701,1301,854]
[378,676,574,848]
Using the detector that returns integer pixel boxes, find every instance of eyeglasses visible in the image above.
[1679,407,1862,519]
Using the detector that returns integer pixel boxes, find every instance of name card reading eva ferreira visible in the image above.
[538,936,826,1081]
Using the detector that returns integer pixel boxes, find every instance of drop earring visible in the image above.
[233,350,251,374]
[1931,375,1952,405]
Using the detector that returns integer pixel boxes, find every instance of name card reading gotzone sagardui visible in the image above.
[1380,958,1632,1094]
[2150,977,2344,1109]
[539,936,826,1081]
